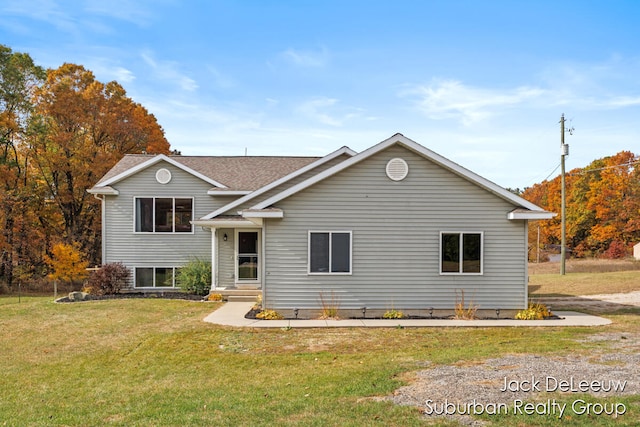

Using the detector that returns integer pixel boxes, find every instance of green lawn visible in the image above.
[1,295,638,426]
[529,270,640,297]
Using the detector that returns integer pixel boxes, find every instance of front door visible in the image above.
[236,231,259,285]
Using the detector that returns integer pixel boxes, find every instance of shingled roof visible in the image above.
[94,154,321,191]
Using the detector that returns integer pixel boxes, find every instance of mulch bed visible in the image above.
[57,292,205,303]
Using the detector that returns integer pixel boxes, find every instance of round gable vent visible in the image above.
[155,168,172,184]
[386,158,409,181]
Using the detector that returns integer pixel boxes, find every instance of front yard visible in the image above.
[1,265,639,426]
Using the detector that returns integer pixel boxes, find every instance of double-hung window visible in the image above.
[308,231,352,274]
[135,197,193,233]
[440,232,483,274]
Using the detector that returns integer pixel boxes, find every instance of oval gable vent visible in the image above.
[155,168,172,184]
[386,158,409,181]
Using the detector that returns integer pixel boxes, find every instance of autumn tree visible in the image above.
[45,242,88,285]
[523,151,640,258]
[0,45,46,285]
[29,63,170,265]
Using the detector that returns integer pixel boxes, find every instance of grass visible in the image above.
[530,258,640,296]
[0,298,593,425]
[2,268,640,426]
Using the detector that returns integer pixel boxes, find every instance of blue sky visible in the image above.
[2,0,639,189]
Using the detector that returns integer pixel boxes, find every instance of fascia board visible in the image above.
[252,133,548,212]
[201,146,356,220]
[97,155,228,189]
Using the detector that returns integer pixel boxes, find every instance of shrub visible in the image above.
[515,302,552,320]
[253,294,263,310]
[256,309,283,320]
[207,293,223,302]
[318,290,340,319]
[454,289,478,320]
[85,263,131,295]
[604,240,629,259]
[383,309,404,319]
[176,258,211,295]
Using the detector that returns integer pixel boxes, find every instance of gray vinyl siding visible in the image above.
[264,145,528,310]
[103,162,225,288]
[223,153,353,214]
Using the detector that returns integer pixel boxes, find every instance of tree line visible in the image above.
[522,150,640,259]
[0,45,170,287]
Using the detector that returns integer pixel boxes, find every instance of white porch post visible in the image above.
[211,227,217,290]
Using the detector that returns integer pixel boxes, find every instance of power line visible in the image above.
[580,159,640,174]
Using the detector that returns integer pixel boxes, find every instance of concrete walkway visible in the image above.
[203,302,612,328]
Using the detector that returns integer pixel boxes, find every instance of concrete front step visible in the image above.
[227,295,260,302]
[211,288,261,302]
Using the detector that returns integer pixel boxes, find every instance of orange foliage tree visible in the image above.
[0,44,171,286]
[0,45,46,285]
[523,151,640,258]
[29,63,170,265]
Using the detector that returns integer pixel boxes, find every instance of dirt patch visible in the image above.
[538,291,640,313]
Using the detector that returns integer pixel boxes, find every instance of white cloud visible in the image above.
[297,97,364,127]
[281,46,329,67]
[83,0,158,26]
[1,0,77,33]
[140,50,198,92]
[401,79,546,126]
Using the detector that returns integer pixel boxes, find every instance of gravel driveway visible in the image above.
[387,293,640,425]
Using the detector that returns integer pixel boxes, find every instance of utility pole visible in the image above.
[560,114,570,275]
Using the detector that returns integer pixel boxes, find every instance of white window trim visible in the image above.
[308,230,353,275]
[133,197,195,234]
[134,266,180,288]
[439,231,484,275]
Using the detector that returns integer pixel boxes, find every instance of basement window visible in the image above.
[135,267,180,288]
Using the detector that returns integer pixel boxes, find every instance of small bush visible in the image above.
[256,309,283,320]
[383,309,404,319]
[253,294,263,310]
[207,293,223,301]
[85,263,131,295]
[604,240,629,259]
[515,302,552,320]
[176,258,211,296]
[454,289,478,320]
[318,290,340,319]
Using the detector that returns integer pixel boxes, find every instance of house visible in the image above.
[88,133,554,317]
[634,243,640,260]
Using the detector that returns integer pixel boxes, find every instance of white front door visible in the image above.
[236,230,260,286]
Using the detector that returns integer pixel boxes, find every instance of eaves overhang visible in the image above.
[87,186,119,195]
[507,209,556,220]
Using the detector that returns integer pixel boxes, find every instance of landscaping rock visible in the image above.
[68,291,86,302]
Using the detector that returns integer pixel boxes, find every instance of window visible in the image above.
[135,267,180,288]
[134,197,193,233]
[309,231,351,274]
[440,232,483,274]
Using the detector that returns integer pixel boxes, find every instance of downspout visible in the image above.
[92,193,106,265]
[524,220,529,309]
[261,221,266,309]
